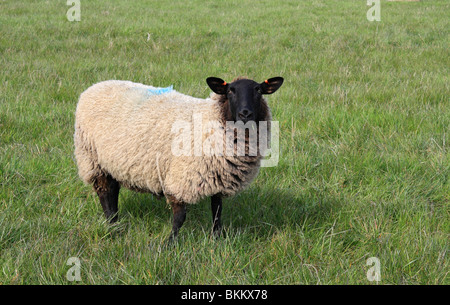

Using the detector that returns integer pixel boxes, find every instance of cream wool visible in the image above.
[74,76,284,240]
[74,80,267,204]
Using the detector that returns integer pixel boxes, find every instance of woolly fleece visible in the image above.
[74,80,271,204]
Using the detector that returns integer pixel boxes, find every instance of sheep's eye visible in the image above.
[255,86,262,94]
[228,87,235,94]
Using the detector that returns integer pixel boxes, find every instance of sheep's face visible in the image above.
[207,77,284,124]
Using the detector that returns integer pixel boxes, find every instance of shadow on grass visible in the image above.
[113,185,343,240]
[223,186,344,237]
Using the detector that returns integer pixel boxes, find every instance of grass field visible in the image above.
[0,0,448,284]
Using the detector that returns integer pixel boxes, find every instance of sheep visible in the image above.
[74,76,284,241]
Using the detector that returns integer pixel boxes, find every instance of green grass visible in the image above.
[0,0,448,284]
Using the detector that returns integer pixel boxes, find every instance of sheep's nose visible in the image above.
[238,109,254,122]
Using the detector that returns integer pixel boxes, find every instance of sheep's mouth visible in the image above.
[236,117,255,124]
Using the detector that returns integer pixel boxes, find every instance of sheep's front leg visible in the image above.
[167,195,187,242]
[93,174,120,223]
[211,194,223,237]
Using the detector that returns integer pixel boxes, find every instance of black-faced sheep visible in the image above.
[74,76,284,241]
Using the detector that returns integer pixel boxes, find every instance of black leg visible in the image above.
[93,174,120,223]
[167,195,187,243]
[211,194,223,237]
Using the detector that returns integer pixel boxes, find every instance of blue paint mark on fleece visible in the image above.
[147,85,173,95]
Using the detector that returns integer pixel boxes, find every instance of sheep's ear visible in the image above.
[260,77,284,94]
[207,77,228,95]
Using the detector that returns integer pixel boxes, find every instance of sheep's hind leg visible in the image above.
[166,195,187,243]
[93,174,120,223]
[211,194,223,238]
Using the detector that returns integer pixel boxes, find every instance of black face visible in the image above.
[226,79,260,123]
[206,76,284,123]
